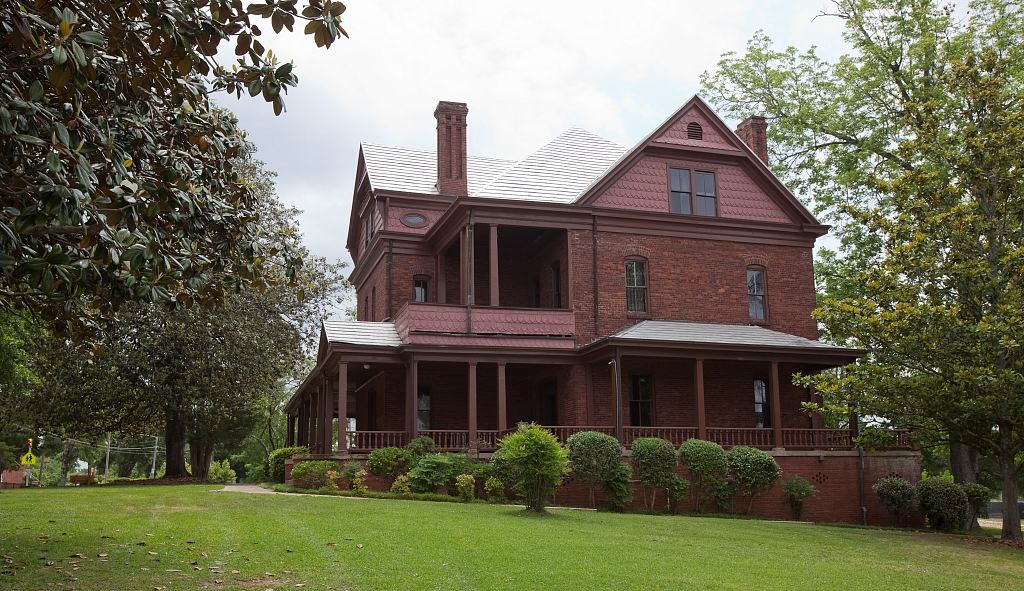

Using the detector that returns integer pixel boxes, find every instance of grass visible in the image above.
[1,485,1022,590]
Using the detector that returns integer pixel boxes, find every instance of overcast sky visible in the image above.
[225,1,851,267]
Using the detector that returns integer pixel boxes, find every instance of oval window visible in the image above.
[400,212,428,228]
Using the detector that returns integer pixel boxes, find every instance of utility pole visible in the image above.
[150,435,158,478]
[104,433,111,482]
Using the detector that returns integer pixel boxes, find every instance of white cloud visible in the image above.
[227,1,851,266]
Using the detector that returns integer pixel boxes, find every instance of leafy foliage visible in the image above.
[0,0,349,336]
[782,476,817,521]
[390,474,412,495]
[665,475,690,514]
[367,447,413,481]
[961,483,994,529]
[455,473,476,502]
[566,431,623,508]
[873,477,916,526]
[290,460,337,489]
[268,446,307,483]
[491,424,568,512]
[605,462,634,512]
[484,476,505,503]
[407,453,473,494]
[727,446,781,513]
[917,478,968,532]
[630,438,677,511]
[678,439,729,512]
[340,461,362,488]
[207,459,237,484]
[405,435,438,463]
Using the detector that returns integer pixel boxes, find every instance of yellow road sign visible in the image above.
[20,451,37,465]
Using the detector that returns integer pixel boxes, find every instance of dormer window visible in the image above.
[669,168,717,217]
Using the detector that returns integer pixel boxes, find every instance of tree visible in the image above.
[0,0,349,337]
[565,431,623,508]
[702,0,1024,542]
[491,424,569,513]
[727,446,781,514]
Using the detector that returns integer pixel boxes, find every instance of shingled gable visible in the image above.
[576,95,820,228]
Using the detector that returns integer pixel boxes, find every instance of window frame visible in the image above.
[551,261,562,308]
[417,385,431,430]
[753,378,771,428]
[667,167,718,217]
[624,257,650,316]
[746,266,769,324]
[412,275,430,303]
[628,373,654,427]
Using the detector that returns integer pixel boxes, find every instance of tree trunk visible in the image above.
[57,440,76,486]
[950,434,982,529]
[117,460,136,478]
[189,438,214,480]
[999,447,1022,542]
[164,410,189,478]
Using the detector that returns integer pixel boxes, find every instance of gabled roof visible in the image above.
[323,319,401,348]
[360,143,515,195]
[609,320,858,353]
[473,128,626,203]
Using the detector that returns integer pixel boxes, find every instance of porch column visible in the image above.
[337,362,348,453]
[322,376,332,453]
[489,224,499,306]
[695,358,707,440]
[612,350,623,443]
[770,361,783,449]
[466,224,475,307]
[437,252,446,304]
[406,358,418,440]
[497,361,507,432]
[313,383,323,454]
[304,396,312,449]
[286,415,295,447]
[468,361,478,451]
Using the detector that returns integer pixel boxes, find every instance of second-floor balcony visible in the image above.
[394,301,575,342]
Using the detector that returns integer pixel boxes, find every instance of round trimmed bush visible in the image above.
[491,423,568,512]
[728,446,780,513]
[290,460,337,489]
[455,473,475,502]
[916,477,968,531]
[873,476,916,525]
[631,437,678,510]
[367,447,413,481]
[207,459,237,484]
[405,435,438,459]
[961,483,993,528]
[678,439,728,512]
[783,476,817,520]
[566,431,623,508]
[267,446,307,483]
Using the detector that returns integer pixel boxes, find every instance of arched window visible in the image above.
[747,266,767,322]
[625,257,649,314]
[686,122,703,140]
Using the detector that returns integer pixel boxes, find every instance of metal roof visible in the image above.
[361,143,515,195]
[360,128,625,203]
[610,320,850,351]
[323,319,401,348]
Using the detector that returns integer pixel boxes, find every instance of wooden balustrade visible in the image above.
[542,425,617,443]
[621,426,699,447]
[705,427,776,449]
[476,430,502,451]
[781,428,852,450]
[419,430,469,451]
[346,431,407,451]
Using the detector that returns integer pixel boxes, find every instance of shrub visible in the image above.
[390,473,412,495]
[408,453,474,493]
[243,463,267,484]
[470,462,493,481]
[267,446,307,483]
[484,476,505,503]
[455,473,476,502]
[666,475,691,514]
[291,460,338,489]
[916,477,968,531]
[783,476,817,520]
[566,431,623,508]
[367,447,413,481]
[491,423,569,512]
[406,435,438,460]
[604,462,633,511]
[679,439,729,512]
[961,483,993,529]
[351,469,368,494]
[630,438,677,510]
[728,446,781,513]
[207,459,237,484]
[341,462,363,488]
[873,476,916,526]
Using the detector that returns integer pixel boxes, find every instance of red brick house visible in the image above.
[284,96,919,523]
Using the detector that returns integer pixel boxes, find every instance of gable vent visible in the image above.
[686,122,703,140]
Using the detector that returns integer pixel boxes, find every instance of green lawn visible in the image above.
[1,485,1021,590]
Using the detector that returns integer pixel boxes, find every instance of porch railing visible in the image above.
[781,428,852,450]
[622,426,699,447]
[706,427,776,449]
[477,430,502,451]
[419,430,469,451]
[346,431,407,451]
[542,425,616,443]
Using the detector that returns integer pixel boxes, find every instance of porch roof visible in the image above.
[324,319,401,348]
[591,320,864,359]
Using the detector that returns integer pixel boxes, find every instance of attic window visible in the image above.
[687,122,703,140]
[400,212,428,228]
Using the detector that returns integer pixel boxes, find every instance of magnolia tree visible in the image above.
[702,0,1024,542]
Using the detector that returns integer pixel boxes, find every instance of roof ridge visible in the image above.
[361,141,516,164]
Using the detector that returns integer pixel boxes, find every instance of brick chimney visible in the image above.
[434,101,469,195]
[735,115,768,164]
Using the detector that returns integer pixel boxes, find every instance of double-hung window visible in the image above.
[668,168,717,216]
[754,378,770,428]
[629,374,653,427]
[625,259,648,313]
[747,267,767,322]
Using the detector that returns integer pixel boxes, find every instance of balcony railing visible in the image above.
[394,302,575,340]
[339,427,912,453]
